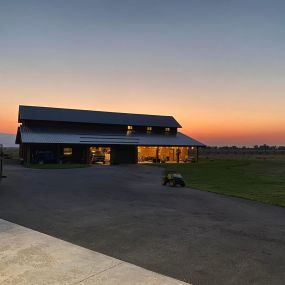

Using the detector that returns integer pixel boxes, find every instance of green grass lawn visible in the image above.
[3,147,19,159]
[162,156,285,207]
[25,163,90,169]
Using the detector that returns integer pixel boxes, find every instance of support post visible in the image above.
[57,145,61,163]
[86,146,90,164]
[0,144,3,179]
[26,145,31,164]
[156,146,159,163]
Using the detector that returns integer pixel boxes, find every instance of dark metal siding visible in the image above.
[19,105,181,128]
[111,145,138,164]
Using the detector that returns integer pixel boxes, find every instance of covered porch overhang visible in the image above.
[17,126,205,164]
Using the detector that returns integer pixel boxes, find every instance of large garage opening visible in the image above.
[138,146,195,163]
[89,147,111,164]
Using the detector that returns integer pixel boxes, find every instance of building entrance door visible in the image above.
[89,147,111,164]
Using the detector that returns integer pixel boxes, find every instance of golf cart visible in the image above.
[162,171,185,187]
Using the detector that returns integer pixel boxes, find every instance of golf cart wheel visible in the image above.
[169,180,176,187]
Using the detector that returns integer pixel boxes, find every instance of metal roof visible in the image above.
[17,126,205,147]
[19,105,182,128]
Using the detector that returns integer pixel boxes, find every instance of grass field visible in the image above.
[162,155,285,207]
[3,147,19,159]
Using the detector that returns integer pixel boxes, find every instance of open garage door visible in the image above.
[89,147,111,165]
[138,146,192,163]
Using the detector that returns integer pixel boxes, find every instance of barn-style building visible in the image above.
[16,105,205,165]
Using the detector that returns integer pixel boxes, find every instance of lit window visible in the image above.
[147,126,152,132]
[63,148,72,156]
[165,127,170,132]
[127,125,134,135]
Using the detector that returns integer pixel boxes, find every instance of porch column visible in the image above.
[26,145,31,164]
[57,145,61,163]
[156,147,159,162]
[86,146,90,164]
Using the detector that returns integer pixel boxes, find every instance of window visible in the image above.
[165,127,170,132]
[147,126,152,133]
[63,148,72,156]
[127,125,134,135]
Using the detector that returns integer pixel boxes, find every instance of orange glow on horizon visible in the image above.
[1,105,285,146]
[1,1,285,148]
[0,84,284,146]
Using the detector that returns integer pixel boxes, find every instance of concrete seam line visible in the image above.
[71,261,125,285]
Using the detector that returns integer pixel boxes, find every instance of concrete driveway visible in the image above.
[0,163,285,285]
[0,218,190,285]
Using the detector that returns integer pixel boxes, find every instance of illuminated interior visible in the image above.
[89,147,111,164]
[63,148,72,156]
[137,146,197,163]
[127,125,134,135]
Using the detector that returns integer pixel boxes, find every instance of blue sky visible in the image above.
[1,0,285,145]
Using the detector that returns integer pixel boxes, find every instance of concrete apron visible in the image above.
[0,219,190,285]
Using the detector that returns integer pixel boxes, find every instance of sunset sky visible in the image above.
[0,0,284,146]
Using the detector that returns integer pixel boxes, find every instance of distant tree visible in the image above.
[260,144,269,151]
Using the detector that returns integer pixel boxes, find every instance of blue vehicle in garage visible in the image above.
[34,151,57,164]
